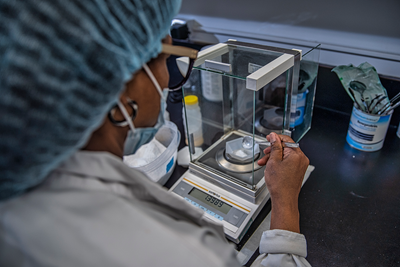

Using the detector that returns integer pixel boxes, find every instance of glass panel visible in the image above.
[255,68,293,138]
[181,41,305,189]
[251,90,256,187]
[182,68,226,149]
[182,69,267,188]
[291,44,321,142]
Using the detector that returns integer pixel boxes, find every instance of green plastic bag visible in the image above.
[332,62,389,114]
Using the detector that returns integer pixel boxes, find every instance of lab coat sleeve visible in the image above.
[250,229,311,267]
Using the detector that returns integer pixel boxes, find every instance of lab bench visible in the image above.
[165,67,400,266]
[293,107,400,267]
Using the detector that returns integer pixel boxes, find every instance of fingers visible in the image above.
[278,134,294,143]
[257,132,298,166]
[276,133,298,149]
[268,132,284,162]
[257,152,270,166]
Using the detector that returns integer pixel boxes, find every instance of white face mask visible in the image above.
[118,64,168,155]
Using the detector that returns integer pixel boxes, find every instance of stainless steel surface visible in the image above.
[215,148,263,173]
[194,130,266,190]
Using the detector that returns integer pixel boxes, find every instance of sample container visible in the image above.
[346,105,393,152]
[182,95,204,147]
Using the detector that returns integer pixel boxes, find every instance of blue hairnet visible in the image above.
[0,0,181,201]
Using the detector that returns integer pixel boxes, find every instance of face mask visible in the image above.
[120,64,168,155]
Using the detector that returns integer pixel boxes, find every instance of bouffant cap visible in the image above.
[0,0,181,200]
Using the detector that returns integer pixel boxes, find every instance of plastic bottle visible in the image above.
[182,95,204,147]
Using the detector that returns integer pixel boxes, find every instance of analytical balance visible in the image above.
[169,40,319,243]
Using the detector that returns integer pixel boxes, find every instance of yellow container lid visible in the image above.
[184,95,198,105]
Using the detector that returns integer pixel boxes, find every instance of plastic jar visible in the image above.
[182,95,204,146]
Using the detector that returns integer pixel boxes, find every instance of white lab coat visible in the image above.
[0,151,311,267]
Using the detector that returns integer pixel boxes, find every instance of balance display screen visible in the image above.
[189,188,232,214]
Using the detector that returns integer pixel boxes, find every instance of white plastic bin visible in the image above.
[123,121,180,185]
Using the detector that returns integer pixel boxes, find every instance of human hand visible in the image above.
[257,132,309,233]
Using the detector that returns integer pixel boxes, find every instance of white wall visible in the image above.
[177,0,400,78]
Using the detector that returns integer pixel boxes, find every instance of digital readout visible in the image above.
[188,188,232,214]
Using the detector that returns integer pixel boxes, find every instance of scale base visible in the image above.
[169,165,314,243]
[169,170,270,243]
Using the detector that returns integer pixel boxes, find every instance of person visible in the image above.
[0,0,311,266]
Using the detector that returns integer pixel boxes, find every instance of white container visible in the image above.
[183,95,204,146]
[346,105,392,152]
[123,121,180,185]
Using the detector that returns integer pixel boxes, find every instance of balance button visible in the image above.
[206,210,216,216]
[173,182,192,196]
[226,212,244,226]
[215,214,224,221]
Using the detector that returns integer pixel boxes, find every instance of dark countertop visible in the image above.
[298,107,400,267]
[165,98,400,266]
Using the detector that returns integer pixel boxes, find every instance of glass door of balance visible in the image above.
[179,40,311,189]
